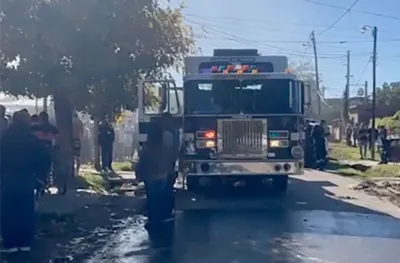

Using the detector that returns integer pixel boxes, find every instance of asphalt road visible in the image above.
[85,170,400,263]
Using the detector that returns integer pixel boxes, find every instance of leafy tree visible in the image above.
[1,0,194,175]
[376,82,400,108]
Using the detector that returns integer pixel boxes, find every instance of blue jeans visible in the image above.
[144,178,172,223]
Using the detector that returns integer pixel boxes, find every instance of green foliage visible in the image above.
[375,117,398,130]
[376,82,400,108]
[0,0,195,116]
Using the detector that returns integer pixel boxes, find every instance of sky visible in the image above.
[166,0,400,98]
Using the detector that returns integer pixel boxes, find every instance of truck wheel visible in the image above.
[186,176,200,190]
[272,175,288,193]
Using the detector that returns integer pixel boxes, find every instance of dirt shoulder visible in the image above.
[349,180,400,208]
[325,145,400,209]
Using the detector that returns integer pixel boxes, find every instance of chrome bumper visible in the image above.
[183,160,304,176]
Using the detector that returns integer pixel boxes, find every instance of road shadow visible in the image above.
[175,176,398,217]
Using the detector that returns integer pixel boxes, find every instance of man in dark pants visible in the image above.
[135,123,172,246]
[378,125,390,164]
[312,121,327,170]
[159,113,180,217]
[98,117,115,172]
[0,111,50,253]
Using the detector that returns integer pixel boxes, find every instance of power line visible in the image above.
[186,16,400,45]
[317,0,360,35]
[352,57,371,94]
[183,13,360,32]
[186,14,370,39]
[302,0,400,21]
[185,18,349,58]
[186,19,374,59]
[195,35,400,44]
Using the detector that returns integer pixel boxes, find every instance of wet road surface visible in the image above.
[85,170,400,263]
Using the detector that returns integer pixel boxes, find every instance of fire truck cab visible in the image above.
[138,49,307,193]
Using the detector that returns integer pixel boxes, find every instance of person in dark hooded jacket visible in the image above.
[0,111,50,252]
[135,123,171,229]
[98,117,115,171]
[159,112,180,216]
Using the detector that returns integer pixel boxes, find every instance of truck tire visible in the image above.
[272,175,288,193]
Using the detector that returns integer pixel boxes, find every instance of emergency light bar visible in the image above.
[199,64,291,75]
[210,64,257,74]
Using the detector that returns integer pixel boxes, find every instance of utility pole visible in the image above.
[311,31,321,117]
[344,50,350,124]
[364,81,368,104]
[371,26,378,160]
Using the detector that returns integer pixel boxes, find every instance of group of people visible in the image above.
[345,123,391,163]
[135,113,179,240]
[0,106,59,253]
[304,119,330,170]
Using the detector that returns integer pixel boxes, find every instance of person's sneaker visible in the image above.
[19,247,31,252]
[0,247,18,253]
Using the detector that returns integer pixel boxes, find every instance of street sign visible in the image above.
[357,88,364,96]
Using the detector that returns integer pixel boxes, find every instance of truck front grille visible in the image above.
[217,119,267,158]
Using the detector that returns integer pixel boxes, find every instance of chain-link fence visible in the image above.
[80,122,138,164]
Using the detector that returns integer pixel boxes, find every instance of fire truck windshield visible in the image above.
[184,78,299,115]
[184,80,241,114]
[241,79,296,114]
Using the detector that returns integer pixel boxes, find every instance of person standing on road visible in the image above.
[135,123,171,230]
[159,112,180,216]
[98,117,115,172]
[378,125,390,164]
[345,124,352,147]
[72,112,84,175]
[358,124,369,159]
[352,123,359,147]
[312,120,328,170]
[0,111,50,253]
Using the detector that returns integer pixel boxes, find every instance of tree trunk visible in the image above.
[93,116,101,171]
[53,89,75,188]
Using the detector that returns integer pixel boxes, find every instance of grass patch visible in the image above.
[112,161,136,172]
[329,142,361,161]
[77,172,107,194]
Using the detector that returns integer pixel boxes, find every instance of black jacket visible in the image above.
[98,122,115,146]
[1,123,50,180]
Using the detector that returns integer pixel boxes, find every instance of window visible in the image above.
[142,82,180,115]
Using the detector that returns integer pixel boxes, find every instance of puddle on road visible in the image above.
[85,215,150,263]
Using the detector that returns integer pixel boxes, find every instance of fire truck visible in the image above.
[138,49,308,193]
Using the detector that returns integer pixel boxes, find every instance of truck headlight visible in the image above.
[196,140,216,148]
[269,140,289,148]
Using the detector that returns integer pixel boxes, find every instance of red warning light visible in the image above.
[227,65,235,71]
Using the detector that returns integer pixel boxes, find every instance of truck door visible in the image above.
[138,79,182,142]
